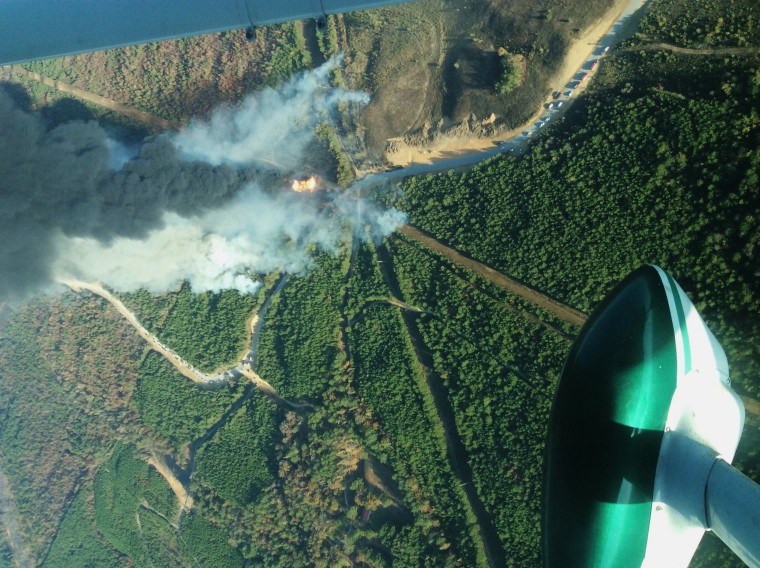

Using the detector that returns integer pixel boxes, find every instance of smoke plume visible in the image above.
[0,59,405,303]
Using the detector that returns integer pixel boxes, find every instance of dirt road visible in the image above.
[384,0,650,167]
[626,42,760,56]
[61,279,311,413]
[397,226,588,327]
[60,279,222,385]
[1,65,176,131]
[374,243,505,568]
[239,365,314,411]
[244,276,288,368]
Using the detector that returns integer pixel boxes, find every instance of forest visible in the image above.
[0,0,758,566]
[396,51,760,401]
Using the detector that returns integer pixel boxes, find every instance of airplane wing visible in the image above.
[0,0,413,66]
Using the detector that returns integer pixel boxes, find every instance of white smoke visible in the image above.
[105,137,137,170]
[174,57,369,169]
[54,181,407,295]
[1,57,405,298]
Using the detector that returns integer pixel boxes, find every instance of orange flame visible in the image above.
[291,176,317,193]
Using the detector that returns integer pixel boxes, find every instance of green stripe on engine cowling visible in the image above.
[663,270,692,374]
[544,266,679,568]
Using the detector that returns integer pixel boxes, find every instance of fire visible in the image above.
[291,176,317,193]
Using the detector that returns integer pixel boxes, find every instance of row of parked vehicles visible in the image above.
[527,45,611,135]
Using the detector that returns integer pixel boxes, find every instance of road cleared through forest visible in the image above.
[60,279,222,385]
[381,0,650,168]
[396,226,588,326]
[625,42,760,56]
[146,453,193,521]
[374,242,506,568]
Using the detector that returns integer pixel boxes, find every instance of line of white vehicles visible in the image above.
[494,44,612,153]
[380,0,647,178]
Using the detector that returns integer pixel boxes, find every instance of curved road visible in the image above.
[356,0,650,184]
[60,279,299,407]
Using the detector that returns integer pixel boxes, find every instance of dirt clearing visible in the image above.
[146,453,193,518]
[384,0,646,167]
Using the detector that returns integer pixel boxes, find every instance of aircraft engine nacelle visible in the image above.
[0,0,412,66]
[544,265,759,567]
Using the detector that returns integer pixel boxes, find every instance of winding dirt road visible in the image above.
[146,453,193,522]
[61,279,301,408]
[60,279,222,386]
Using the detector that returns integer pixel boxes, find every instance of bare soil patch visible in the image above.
[361,18,442,152]
[383,0,640,167]
[146,453,194,519]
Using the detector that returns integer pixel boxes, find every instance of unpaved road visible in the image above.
[0,465,31,568]
[239,365,314,411]
[374,243,505,568]
[397,226,588,327]
[383,0,650,168]
[243,276,288,368]
[138,501,178,530]
[626,42,760,56]
[61,279,223,385]
[62,279,304,410]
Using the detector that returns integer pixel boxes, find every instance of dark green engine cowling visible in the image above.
[543,266,678,567]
